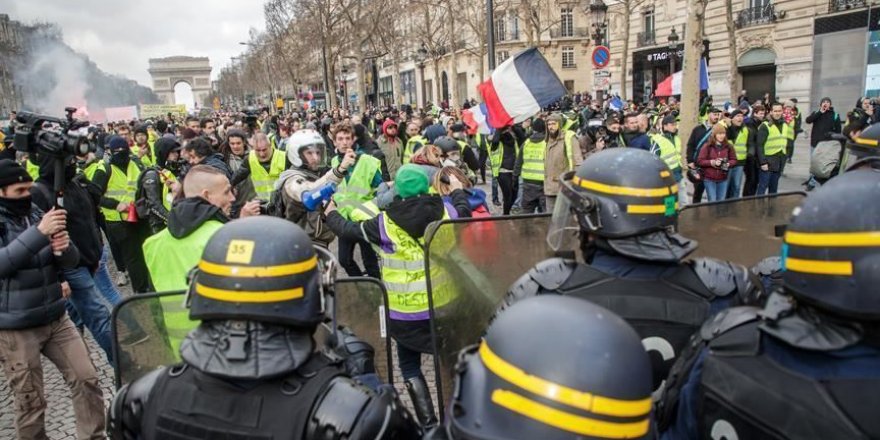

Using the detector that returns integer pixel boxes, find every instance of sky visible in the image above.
[6,0,269,88]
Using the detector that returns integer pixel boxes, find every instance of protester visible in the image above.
[805,97,841,148]
[697,123,737,201]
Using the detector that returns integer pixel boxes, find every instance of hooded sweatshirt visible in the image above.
[167,196,229,239]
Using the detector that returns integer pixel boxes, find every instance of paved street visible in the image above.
[0,138,812,438]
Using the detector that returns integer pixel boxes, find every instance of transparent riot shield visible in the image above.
[112,278,393,389]
[676,192,806,267]
[423,214,578,414]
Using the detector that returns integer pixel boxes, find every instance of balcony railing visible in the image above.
[736,4,778,28]
[550,27,589,39]
[637,31,656,47]
[829,0,867,11]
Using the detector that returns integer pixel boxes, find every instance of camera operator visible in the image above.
[0,159,105,439]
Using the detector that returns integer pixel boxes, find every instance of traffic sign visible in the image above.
[593,69,611,78]
[592,46,610,69]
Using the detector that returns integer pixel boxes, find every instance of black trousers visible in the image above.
[691,180,704,204]
[743,155,759,197]
[478,148,488,183]
[497,172,516,215]
[520,181,545,214]
[105,221,152,293]
[337,235,381,279]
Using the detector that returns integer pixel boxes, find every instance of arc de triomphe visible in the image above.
[148,56,212,107]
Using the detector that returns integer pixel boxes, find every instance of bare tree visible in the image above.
[611,0,649,101]
[372,0,413,106]
[295,0,347,108]
[518,0,563,47]
[724,0,739,102]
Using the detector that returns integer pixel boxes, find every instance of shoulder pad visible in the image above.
[751,256,782,277]
[690,257,757,299]
[109,366,166,438]
[307,378,421,439]
[529,257,578,291]
[699,306,761,341]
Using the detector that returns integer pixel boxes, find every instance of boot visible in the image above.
[405,376,438,429]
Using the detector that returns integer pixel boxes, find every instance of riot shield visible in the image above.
[676,192,806,267]
[112,279,393,389]
[423,214,578,414]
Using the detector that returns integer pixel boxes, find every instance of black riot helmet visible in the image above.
[189,217,324,329]
[782,169,880,320]
[444,295,653,440]
[548,148,694,261]
[843,117,877,167]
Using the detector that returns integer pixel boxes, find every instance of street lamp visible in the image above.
[668,27,679,75]
[588,0,608,108]
[341,66,350,111]
[239,41,274,107]
[416,44,428,109]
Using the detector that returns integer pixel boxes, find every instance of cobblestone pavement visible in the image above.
[0,142,810,438]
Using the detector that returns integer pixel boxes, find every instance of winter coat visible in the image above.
[697,140,738,182]
[805,107,842,148]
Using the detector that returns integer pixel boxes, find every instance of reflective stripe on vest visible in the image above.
[378,207,453,319]
[143,219,224,355]
[763,122,787,157]
[733,127,749,161]
[248,149,286,200]
[521,139,547,182]
[334,154,381,221]
[650,134,682,171]
[100,160,141,222]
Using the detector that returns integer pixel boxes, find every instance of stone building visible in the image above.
[0,14,23,117]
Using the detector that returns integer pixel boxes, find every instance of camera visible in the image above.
[14,107,93,158]
[719,158,730,171]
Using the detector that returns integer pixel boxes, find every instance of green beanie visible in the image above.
[395,164,430,199]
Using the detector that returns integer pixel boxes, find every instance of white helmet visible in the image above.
[286,129,327,168]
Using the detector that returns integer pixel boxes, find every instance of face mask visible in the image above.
[442,158,458,168]
[0,196,33,218]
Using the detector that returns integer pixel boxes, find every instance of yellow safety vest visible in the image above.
[25,160,40,180]
[732,127,749,161]
[403,135,426,164]
[489,137,520,177]
[520,139,547,183]
[650,133,682,171]
[248,149,286,200]
[332,154,381,221]
[763,122,789,157]
[100,160,141,222]
[785,121,796,141]
[131,141,156,167]
[378,207,453,319]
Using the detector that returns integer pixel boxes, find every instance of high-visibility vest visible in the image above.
[562,131,577,171]
[520,139,547,183]
[143,219,224,355]
[762,122,789,157]
[248,149,286,200]
[732,127,750,161]
[403,135,427,164]
[650,133,682,171]
[99,160,141,222]
[488,137,520,177]
[158,169,177,211]
[785,121,796,141]
[332,154,381,221]
[377,205,454,320]
[131,141,156,167]
[25,160,39,180]
[82,161,101,180]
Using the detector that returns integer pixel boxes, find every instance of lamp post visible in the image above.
[667,27,679,78]
[341,66,349,111]
[588,0,608,108]
[416,44,428,109]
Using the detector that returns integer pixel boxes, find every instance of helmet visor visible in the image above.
[547,172,582,252]
[299,144,327,170]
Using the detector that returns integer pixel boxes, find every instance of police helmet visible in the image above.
[286,128,327,169]
[844,118,876,163]
[548,148,679,249]
[433,136,460,156]
[783,169,880,320]
[446,295,653,440]
[189,217,324,328]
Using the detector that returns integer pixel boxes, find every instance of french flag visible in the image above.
[478,48,567,129]
[462,103,494,135]
[655,58,709,97]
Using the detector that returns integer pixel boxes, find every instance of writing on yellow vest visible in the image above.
[248,149,286,200]
[143,219,224,355]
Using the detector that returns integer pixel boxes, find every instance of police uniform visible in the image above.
[426,295,654,440]
[658,169,880,440]
[503,148,760,397]
[109,217,420,440]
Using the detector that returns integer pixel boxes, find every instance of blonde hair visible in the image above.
[432,166,472,195]
[409,144,443,166]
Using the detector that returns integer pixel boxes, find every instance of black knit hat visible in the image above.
[0,159,33,188]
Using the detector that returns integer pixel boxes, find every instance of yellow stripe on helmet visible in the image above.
[198,255,317,278]
[627,203,678,214]
[195,283,304,303]
[572,175,676,198]
[784,257,853,276]
[784,231,880,247]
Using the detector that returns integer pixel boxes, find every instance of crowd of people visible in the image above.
[0,87,878,440]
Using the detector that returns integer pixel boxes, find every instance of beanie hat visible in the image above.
[134,124,148,136]
[0,159,33,188]
[382,118,397,134]
[661,114,677,126]
[729,109,744,119]
[531,118,547,133]
[424,124,446,144]
[107,135,128,152]
[395,164,430,199]
[548,112,565,124]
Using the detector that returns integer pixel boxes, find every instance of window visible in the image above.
[498,50,510,63]
[643,9,655,37]
[495,17,507,42]
[562,46,575,68]
[750,0,770,9]
[510,10,520,40]
[564,80,575,92]
[561,7,574,37]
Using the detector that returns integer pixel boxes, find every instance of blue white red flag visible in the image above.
[462,103,494,135]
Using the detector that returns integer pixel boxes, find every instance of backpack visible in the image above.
[810,139,842,179]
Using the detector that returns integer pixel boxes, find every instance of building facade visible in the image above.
[0,14,23,117]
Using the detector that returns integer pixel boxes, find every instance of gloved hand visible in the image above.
[327,325,376,378]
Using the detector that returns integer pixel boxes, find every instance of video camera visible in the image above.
[14,107,94,158]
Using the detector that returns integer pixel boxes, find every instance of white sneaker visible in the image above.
[116,272,129,286]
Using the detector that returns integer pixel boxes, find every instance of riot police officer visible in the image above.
[657,168,880,439]
[108,216,420,439]
[426,295,654,440]
[501,148,760,396]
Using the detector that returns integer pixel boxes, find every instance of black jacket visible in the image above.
[686,123,711,164]
[167,197,229,239]
[491,129,520,173]
[0,204,80,329]
[201,153,233,181]
[325,191,471,247]
[32,169,102,270]
[805,108,841,147]
[756,118,788,165]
